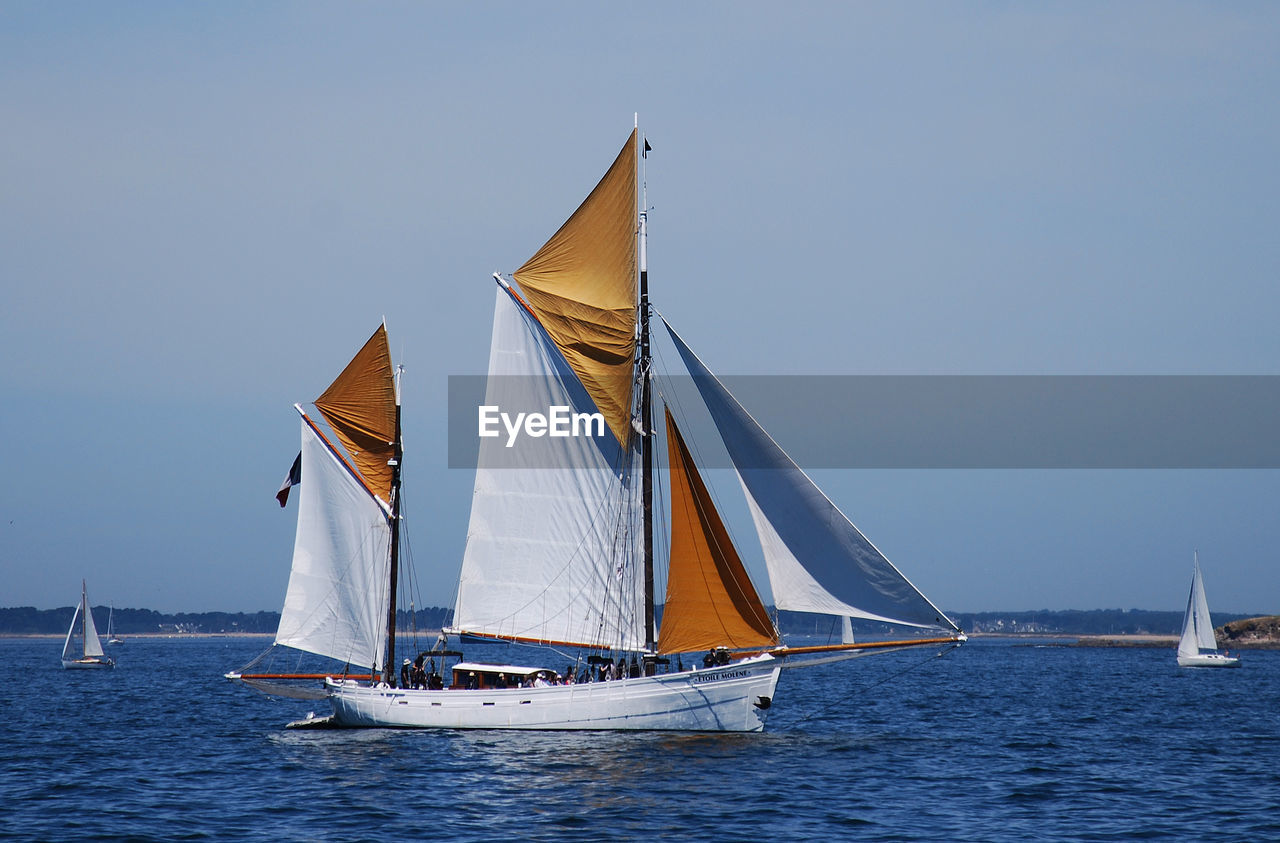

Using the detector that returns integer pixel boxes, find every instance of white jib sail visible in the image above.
[81,590,106,657]
[275,419,392,670]
[1178,556,1219,658]
[667,320,957,632]
[452,286,645,651]
[62,602,81,661]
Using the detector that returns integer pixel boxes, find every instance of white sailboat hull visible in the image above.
[61,657,115,669]
[1177,652,1241,668]
[324,655,781,732]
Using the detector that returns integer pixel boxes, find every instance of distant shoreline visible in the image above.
[972,632,1279,650]
[971,632,1176,642]
[1,632,278,640]
[972,632,1178,648]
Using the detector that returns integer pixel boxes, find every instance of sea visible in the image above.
[2,636,1277,842]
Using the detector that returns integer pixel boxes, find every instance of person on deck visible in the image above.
[400,658,411,689]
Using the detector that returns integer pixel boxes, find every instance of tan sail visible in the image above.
[658,409,778,655]
[512,130,638,446]
[314,324,398,502]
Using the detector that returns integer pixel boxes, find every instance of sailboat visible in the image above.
[229,125,965,730]
[62,580,115,669]
[1177,551,1240,668]
[106,604,124,645]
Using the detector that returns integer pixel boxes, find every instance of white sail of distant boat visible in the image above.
[1177,551,1240,668]
[228,124,965,730]
[107,604,124,645]
[62,580,115,669]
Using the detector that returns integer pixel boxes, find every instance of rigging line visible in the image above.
[397,510,430,652]
[601,473,632,651]
[780,642,962,730]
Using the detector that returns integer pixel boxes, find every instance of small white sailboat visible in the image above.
[1177,552,1240,668]
[106,604,124,645]
[62,581,115,669]
[229,124,965,730]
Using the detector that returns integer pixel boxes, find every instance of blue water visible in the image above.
[2,637,1277,841]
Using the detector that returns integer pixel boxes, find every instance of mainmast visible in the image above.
[638,126,655,651]
[383,365,404,684]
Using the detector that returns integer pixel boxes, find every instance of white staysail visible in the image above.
[82,591,106,657]
[666,320,957,632]
[61,602,82,662]
[451,285,645,651]
[1178,553,1220,659]
[274,418,392,670]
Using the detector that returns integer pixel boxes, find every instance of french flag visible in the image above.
[275,452,301,507]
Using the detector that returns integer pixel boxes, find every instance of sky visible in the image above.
[2,2,1278,616]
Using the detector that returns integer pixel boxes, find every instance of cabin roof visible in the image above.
[451,662,547,676]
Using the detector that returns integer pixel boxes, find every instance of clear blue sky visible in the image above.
[2,2,1277,615]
